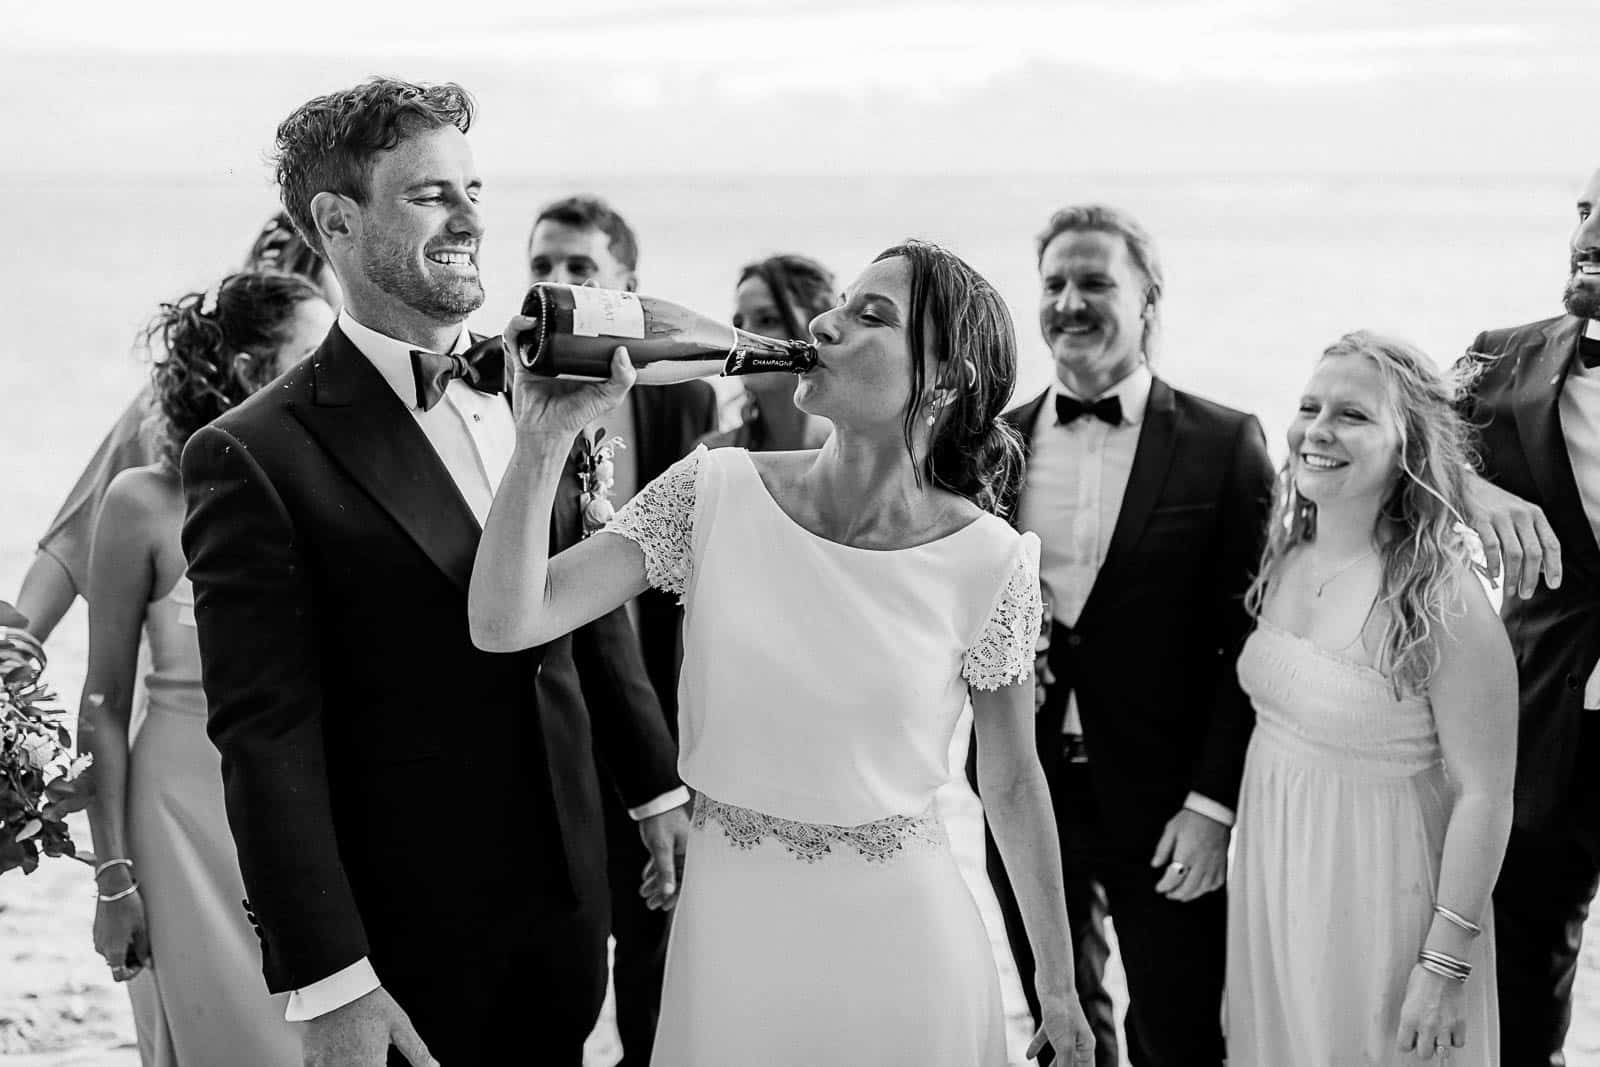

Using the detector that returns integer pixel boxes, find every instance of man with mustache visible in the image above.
[975,204,1273,1066]
[180,79,687,1066]
[525,193,717,1066]
[1454,167,1600,1065]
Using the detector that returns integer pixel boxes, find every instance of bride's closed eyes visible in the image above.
[836,291,903,328]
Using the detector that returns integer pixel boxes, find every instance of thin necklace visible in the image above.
[1312,549,1375,598]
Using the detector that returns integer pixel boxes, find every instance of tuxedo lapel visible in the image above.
[290,327,483,592]
[1001,389,1051,529]
[1080,378,1178,620]
[1512,316,1600,575]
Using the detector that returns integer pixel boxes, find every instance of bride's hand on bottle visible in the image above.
[500,316,636,440]
[1028,991,1095,1064]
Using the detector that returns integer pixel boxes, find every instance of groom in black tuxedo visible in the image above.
[1456,167,1600,1066]
[975,205,1272,1067]
[181,78,687,1067]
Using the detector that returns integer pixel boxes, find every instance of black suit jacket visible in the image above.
[1460,315,1600,833]
[1003,379,1274,846]
[622,383,718,723]
[179,325,680,993]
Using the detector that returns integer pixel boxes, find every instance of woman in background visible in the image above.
[14,213,336,641]
[701,253,835,452]
[79,272,333,1066]
[1227,331,1515,1065]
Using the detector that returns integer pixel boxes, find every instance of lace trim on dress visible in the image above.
[602,447,704,598]
[692,793,948,864]
[961,546,1044,692]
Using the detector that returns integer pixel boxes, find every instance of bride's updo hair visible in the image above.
[872,240,1024,514]
[143,271,326,470]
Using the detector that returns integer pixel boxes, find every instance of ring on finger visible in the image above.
[1168,861,1188,877]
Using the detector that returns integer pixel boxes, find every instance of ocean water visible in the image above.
[4,170,1580,640]
[0,171,1592,1061]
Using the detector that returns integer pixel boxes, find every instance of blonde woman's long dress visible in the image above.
[1226,620,1500,1066]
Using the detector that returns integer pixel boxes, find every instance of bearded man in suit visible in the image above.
[181,78,688,1067]
[1453,166,1600,1067]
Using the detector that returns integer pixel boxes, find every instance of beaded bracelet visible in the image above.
[97,881,140,903]
[1433,904,1482,937]
[1418,949,1471,983]
[94,858,135,881]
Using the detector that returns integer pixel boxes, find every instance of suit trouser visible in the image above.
[384,899,608,1067]
[988,758,1226,1067]
[1494,824,1600,1066]
[600,772,672,1066]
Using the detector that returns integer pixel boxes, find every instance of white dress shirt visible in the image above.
[1568,321,1600,712]
[1016,364,1234,828]
[287,313,687,1021]
[1563,321,1600,549]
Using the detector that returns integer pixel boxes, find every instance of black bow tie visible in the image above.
[1055,393,1123,427]
[410,337,506,412]
[1578,335,1600,370]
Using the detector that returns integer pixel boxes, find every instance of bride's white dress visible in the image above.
[605,446,1042,1067]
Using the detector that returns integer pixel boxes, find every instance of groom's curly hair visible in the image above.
[272,77,475,256]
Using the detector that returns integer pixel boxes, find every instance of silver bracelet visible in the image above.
[94,858,135,881]
[1418,949,1471,983]
[1433,904,1483,937]
[97,881,140,903]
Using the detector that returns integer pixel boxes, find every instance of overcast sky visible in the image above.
[5,0,1593,177]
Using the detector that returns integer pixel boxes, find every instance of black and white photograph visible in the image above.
[2,2,1598,1064]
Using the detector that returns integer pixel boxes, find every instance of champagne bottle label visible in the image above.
[569,287,645,339]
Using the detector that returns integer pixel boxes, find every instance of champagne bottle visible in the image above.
[513,283,818,384]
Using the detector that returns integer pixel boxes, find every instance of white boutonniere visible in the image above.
[577,428,628,537]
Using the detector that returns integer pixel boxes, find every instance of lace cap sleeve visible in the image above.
[602,446,704,598]
[962,533,1044,692]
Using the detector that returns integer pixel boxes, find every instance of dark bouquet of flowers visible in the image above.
[1,605,93,877]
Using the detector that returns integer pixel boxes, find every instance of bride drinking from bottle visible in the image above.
[470,240,1095,1066]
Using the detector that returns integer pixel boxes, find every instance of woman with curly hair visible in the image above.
[15,212,336,643]
[473,240,1097,1065]
[1226,331,1516,1066]
[78,271,331,1066]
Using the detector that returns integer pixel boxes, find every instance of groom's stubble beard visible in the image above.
[360,227,486,324]
[1565,250,1600,320]
[1564,277,1600,321]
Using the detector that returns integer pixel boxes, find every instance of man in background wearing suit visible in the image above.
[977,204,1273,1066]
[526,194,717,1066]
[1456,166,1600,1066]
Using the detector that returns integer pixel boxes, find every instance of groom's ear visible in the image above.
[309,191,356,252]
